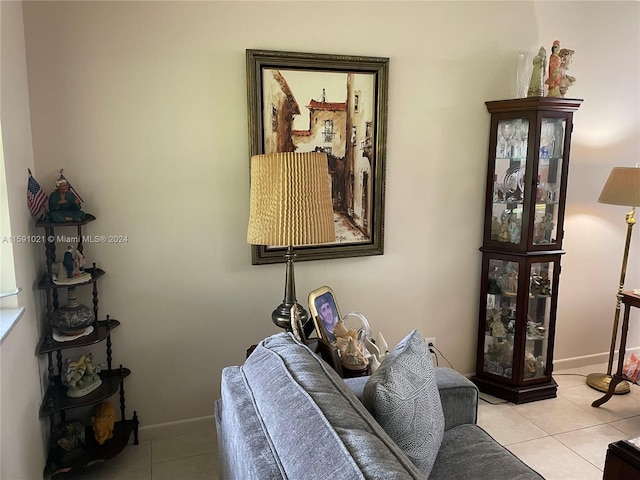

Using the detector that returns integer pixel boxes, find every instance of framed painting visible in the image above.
[246,49,389,264]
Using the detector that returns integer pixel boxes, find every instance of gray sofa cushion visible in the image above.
[362,330,445,477]
[431,424,544,480]
[241,333,427,480]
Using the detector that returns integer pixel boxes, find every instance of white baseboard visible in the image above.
[553,345,640,370]
[138,415,216,441]
[461,346,640,378]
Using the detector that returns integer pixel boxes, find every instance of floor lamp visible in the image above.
[247,152,335,331]
[586,165,640,394]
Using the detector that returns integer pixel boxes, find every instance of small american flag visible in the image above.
[27,172,48,216]
[58,171,84,203]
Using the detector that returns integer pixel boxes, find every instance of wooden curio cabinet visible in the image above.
[471,97,582,404]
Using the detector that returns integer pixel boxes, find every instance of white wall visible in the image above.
[1,1,47,479]
[14,0,639,437]
[534,2,640,362]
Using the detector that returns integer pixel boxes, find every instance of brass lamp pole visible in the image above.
[586,166,640,394]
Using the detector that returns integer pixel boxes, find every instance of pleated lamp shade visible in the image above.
[247,152,335,247]
[598,166,640,207]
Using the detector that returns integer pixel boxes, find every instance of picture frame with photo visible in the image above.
[308,286,342,341]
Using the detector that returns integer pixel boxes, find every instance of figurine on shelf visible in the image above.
[91,401,115,445]
[508,215,521,243]
[75,247,86,273]
[487,338,513,365]
[62,245,86,278]
[539,270,551,295]
[332,320,369,371]
[527,46,546,97]
[527,321,546,340]
[533,216,546,244]
[530,270,551,296]
[52,420,85,452]
[48,176,86,223]
[341,337,369,371]
[546,40,562,97]
[491,216,501,240]
[62,353,102,398]
[491,317,506,338]
[558,48,576,98]
[63,246,75,278]
[543,213,555,242]
[486,308,499,334]
[488,267,502,294]
[499,212,511,242]
[500,303,513,323]
[54,246,91,285]
[524,352,537,377]
[505,271,518,294]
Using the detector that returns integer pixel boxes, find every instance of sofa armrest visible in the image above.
[344,368,478,431]
[343,375,369,399]
[435,367,478,430]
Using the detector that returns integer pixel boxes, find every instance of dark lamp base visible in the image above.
[272,303,309,331]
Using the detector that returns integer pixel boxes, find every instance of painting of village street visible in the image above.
[247,50,388,264]
[262,68,376,245]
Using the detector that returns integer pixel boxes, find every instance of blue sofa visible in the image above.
[215,333,543,479]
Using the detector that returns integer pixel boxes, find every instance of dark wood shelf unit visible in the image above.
[44,417,139,479]
[36,215,139,479]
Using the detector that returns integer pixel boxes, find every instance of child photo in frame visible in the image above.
[308,286,342,342]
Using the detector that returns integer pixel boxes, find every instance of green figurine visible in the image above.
[48,177,85,223]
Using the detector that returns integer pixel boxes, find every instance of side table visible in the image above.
[603,437,640,480]
[592,291,640,407]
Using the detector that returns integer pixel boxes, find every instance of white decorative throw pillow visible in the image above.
[362,329,444,477]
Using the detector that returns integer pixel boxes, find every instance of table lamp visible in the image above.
[247,151,335,331]
[586,165,640,394]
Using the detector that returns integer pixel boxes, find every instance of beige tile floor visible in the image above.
[478,362,640,480]
[67,425,219,480]
[68,362,639,480]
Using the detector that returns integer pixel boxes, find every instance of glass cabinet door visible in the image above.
[483,258,519,379]
[524,260,555,380]
[533,117,566,246]
[491,118,529,246]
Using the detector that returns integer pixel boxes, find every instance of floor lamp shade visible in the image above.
[597,167,640,207]
[247,152,335,247]
[247,151,335,331]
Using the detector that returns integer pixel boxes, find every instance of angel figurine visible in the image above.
[558,48,576,97]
